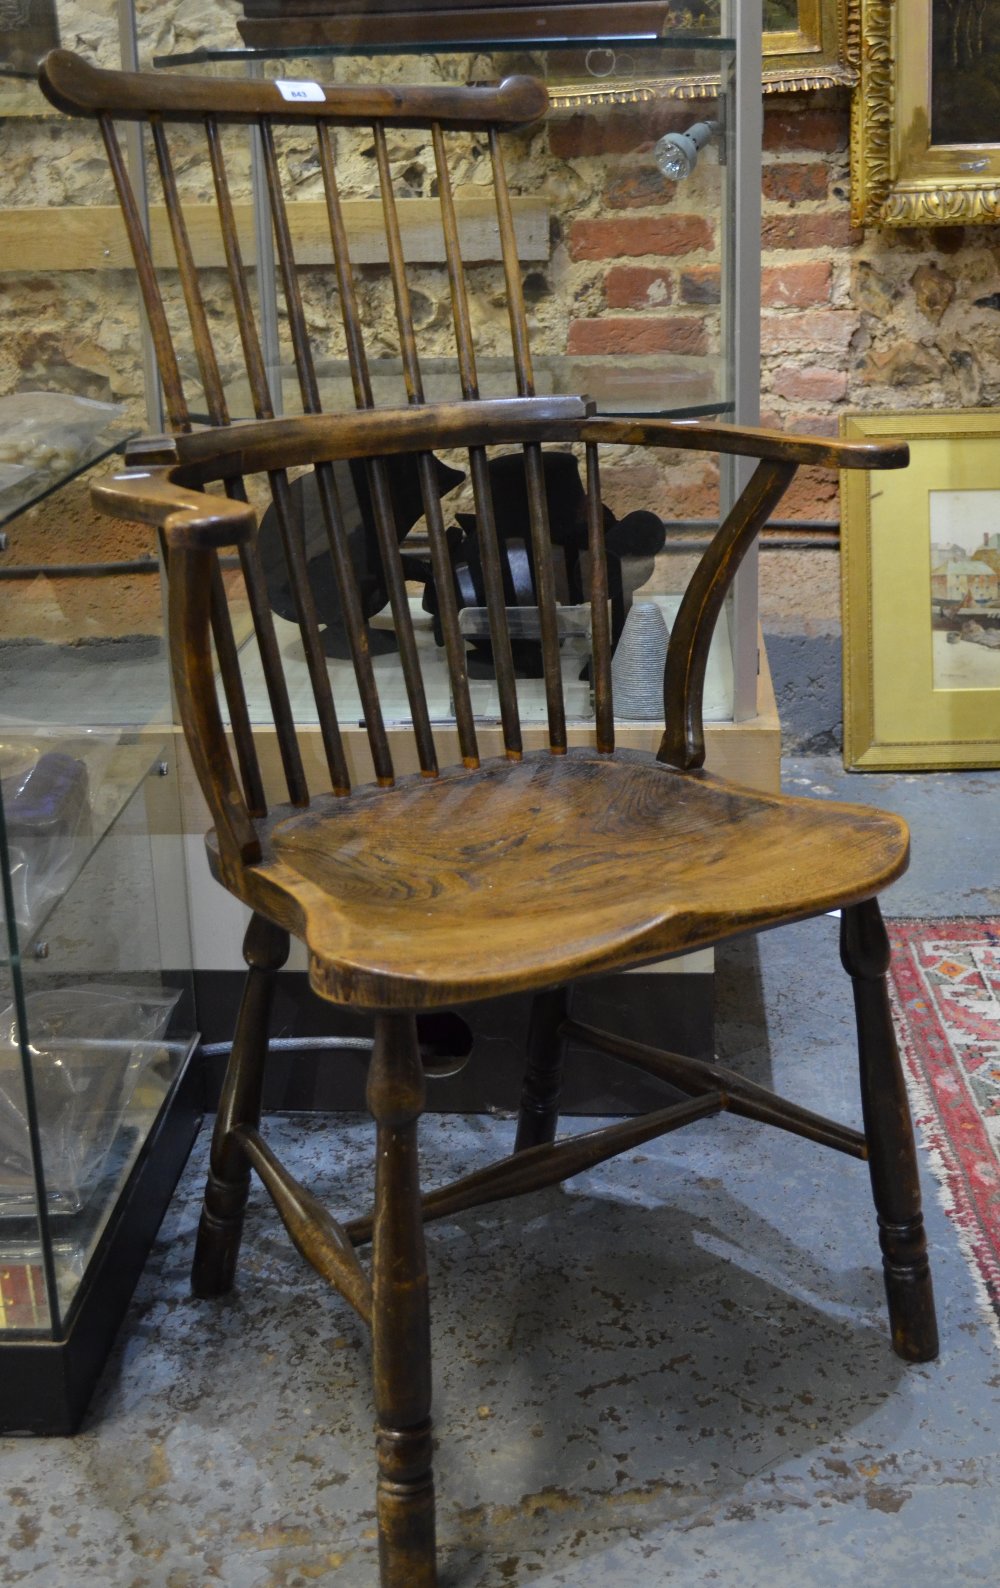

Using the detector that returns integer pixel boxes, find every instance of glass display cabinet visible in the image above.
[0,730,197,1433]
[0,0,199,1433]
[146,0,768,755]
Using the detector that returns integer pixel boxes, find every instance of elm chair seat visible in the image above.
[241,749,910,1008]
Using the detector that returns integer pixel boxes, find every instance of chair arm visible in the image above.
[576,418,905,770]
[92,460,261,879]
[92,464,257,550]
[578,416,908,472]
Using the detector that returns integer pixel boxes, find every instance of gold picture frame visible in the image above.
[653,0,857,102]
[852,0,1000,226]
[841,410,1000,770]
[545,0,857,109]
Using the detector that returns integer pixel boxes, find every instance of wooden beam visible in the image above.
[5,195,550,272]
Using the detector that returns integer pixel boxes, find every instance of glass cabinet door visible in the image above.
[0,732,195,1335]
[0,723,197,1337]
[0,775,54,1335]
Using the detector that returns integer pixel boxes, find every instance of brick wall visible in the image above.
[10,72,1000,652]
[557,86,1000,533]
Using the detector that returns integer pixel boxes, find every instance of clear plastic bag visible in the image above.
[0,392,125,473]
[0,392,126,516]
[0,985,182,1214]
[0,745,93,939]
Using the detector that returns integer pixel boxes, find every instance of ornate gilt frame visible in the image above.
[852,0,1000,226]
[669,0,856,100]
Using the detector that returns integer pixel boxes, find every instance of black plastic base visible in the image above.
[0,1043,202,1436]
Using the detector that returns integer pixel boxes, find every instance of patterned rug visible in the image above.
[888,919,1000,1341]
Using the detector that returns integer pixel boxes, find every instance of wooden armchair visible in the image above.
[39,50,937,1587]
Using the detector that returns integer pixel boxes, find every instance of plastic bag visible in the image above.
[0,985,182,1214]
[0,747,93,939]
[0,392,126,516]
[0,392,126,473]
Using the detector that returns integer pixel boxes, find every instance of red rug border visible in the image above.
[888,916,1000,1337]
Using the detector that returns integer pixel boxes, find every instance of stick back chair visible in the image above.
[39,50,938,1587]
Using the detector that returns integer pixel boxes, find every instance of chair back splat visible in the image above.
[40,49,606,821]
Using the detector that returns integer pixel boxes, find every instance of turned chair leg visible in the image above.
[368,1012,437,1588]
[840,900,939,1363]
[515,985,570,1152]
[191,912,290,1298]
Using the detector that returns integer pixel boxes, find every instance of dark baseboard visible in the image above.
[195,967,714,1117]
[0,1045,202,1436]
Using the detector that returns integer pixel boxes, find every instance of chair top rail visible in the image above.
[38,49,549,130]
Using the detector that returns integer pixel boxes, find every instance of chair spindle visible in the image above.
[417,454,479,768]
[373,124,426,406]
[262,121,400,783]
[520,443,567,751]
[431,123,478,403]
[585,443,615,752]
[489,127,535,399]
[316,122,375,410]
[100,115,189,433]
[467,445,523,758]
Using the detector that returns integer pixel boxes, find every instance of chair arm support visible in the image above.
[579,415,908,472]
[658,458,799,772]
[168,545,263,879]
[581,416,905,769]
[91,462,261,877]
[92,464,257,550]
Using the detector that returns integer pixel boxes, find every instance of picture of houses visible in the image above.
[929,491,1000,687]
[930,555,999,606]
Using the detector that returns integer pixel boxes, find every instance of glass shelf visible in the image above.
[213,355,732,427]
[156,35,737,68]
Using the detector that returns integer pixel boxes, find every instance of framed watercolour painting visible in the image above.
[853,0,1000,226]
[841,410,1000,770]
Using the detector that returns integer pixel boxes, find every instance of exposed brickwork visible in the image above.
[761,211,859,251]
[603,169,677,210]
[755,90,1000,532]
[761,261,832,308]
[762,109,847,154]
[570,215,715,261]
[605,265,674,309]
[760,310,859,354]
[549,104,697,160]
[680,266,722,305]
[761,161,829,204]
[567,317,709,356]
[554,84,1000,604]
[770,365,850,404]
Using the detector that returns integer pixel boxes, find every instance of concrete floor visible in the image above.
[2,757,1000,1586]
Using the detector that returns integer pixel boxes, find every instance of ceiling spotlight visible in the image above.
[653,120,720,181]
